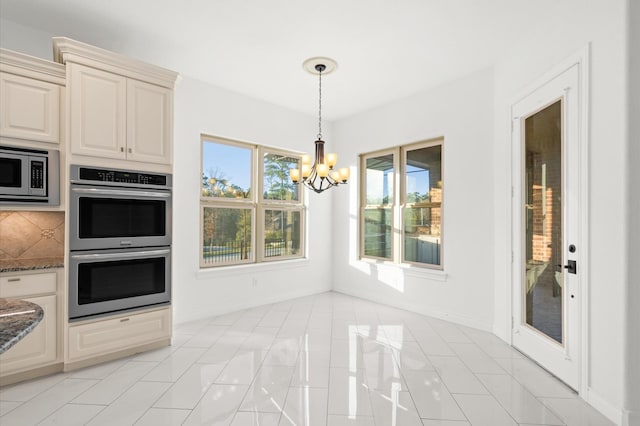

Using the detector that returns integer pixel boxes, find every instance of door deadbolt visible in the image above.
[556,260,577,274]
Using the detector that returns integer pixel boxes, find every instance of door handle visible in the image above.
[556,260,577,274]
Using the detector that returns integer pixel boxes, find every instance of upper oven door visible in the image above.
[70,184,172,250]
[0,152,29,196]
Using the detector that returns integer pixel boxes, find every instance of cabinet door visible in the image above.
[67,307,171,362]
[0,73,60,144]
[0,294,57,375]
[69,63,126,159]
[126,79,172,165]
[0,272,56,298]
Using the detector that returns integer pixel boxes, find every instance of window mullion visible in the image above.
[394,147,403,264]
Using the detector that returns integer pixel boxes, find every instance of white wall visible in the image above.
[0,18,55,60]
[172,77,334,324]
[491,0,628,422]
[331,68,495,330]
[624,2,640,425]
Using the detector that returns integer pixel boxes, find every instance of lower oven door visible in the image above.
[69,247,171,320]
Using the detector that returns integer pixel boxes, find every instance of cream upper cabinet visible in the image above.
[0,49,65,145]
[54,37,178,167]
[69,63,172,164]
[0,73,60,144]
[69,63,127,159]
[126,79,172,164]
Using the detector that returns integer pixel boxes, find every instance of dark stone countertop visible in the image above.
[0,299,44,354]
[0,258,64,273]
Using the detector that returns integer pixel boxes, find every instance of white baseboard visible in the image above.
[333,286,493,332]
[622,409,639,426]
[586,387,624,426]
[175,286,330,325]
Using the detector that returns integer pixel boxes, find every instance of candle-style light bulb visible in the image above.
[338,167,350,182]
[317,163,329,178]
[290,168,300,183]
[326,153,337,168]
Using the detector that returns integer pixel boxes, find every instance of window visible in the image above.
[201,136,304,267]
[360,138,443,269]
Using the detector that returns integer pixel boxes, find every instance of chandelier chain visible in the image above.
[318,67,322,140]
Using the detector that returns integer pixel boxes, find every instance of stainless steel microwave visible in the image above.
[0,145,60,205]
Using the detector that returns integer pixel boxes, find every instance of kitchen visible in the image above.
[0,1,637,425]
[1,39,177,381]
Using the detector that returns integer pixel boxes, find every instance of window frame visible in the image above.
[258,146,305,262]
[200,135,305,268]
[359,147,398,262]
[360,137,444,270]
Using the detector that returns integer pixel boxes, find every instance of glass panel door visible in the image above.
[523,100,563,344]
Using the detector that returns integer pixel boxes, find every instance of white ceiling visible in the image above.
[0,0,561,121]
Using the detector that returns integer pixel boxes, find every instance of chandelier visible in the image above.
[289,57,349,193]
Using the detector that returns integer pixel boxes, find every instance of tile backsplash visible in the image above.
[0,211,64,269]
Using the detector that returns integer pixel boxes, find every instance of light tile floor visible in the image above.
[0,292,615,426]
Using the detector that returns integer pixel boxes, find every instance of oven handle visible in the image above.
[71,249,171,260]
[71,187,171,198]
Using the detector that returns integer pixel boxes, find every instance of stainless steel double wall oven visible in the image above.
[68,165,172,320]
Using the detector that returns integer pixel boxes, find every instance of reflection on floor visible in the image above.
[0,292,613,425]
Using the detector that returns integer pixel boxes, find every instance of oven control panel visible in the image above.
[73,166,170,188]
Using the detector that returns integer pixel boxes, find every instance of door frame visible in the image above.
[507,45,590,397]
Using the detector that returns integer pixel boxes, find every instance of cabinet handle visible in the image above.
[120,318,130,322]
[7,278,21,282]
[128,148,132,153]
[120,147,124,152]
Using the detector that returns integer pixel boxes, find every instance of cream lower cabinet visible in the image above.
[67,307,171,364]
[0,271,58,377]
[68,62,172,165]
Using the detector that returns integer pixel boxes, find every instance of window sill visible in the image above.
[359,258,448,282]
[399,264,448,281]
[196,257,310,280]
